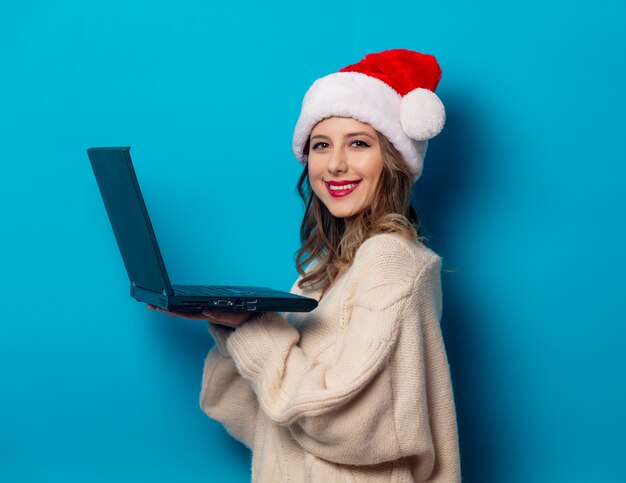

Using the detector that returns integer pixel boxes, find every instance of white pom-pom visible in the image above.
[400,88,445,141]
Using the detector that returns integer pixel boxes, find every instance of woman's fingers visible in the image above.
[147,304,206,320]
[202,310,254,328]
[147,304,254,325]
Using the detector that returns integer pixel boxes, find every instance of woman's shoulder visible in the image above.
[353,233,442,279]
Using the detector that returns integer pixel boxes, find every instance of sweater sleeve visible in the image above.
[226,239,441,466]
[199,324,259,450]
[197,273,307,449]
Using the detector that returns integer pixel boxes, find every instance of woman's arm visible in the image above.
[199,323,259,450]
[225,243,448,469]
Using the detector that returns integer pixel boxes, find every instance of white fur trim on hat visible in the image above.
[292,72,428,180]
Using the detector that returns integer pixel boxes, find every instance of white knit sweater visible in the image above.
[200,233,461,482]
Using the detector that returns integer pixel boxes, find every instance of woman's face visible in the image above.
[307,117,384,220]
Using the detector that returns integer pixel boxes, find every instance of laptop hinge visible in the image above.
[131,280,170,297]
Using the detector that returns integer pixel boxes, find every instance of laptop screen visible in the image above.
[88,147,174,296]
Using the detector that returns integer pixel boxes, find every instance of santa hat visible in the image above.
[292,49,445,181]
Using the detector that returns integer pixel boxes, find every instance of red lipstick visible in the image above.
[325,179,361,198]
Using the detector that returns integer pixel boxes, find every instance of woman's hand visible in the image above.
[147,304,254,328]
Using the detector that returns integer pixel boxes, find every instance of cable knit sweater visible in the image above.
[200,233,461,482]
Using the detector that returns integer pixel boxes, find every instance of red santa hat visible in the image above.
[292,49,445,181]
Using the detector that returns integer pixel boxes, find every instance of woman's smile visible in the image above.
[325,179,362,197]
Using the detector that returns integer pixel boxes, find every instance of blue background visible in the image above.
[1,0,625,481]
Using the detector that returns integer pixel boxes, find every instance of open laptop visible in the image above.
[87,146,318,313]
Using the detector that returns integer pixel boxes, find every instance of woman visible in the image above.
[152,49,461,482]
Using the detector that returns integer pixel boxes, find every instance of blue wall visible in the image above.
[1,1,625,481]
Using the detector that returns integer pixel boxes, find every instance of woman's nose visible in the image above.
[327,148,348,175]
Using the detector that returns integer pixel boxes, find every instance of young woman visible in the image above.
[151,49,461,482]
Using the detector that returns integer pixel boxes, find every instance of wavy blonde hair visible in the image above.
[295,130,426,293]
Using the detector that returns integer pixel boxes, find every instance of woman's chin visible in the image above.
[327,207,363,220]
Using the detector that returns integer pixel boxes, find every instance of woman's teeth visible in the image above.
[329,183,359,191]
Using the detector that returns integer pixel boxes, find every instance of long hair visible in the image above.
[295,131,425,293]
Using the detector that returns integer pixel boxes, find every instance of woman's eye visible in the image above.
[350,140,370,148]
[312,142,329,150]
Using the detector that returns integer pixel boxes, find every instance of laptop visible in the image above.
[87,147,318,313]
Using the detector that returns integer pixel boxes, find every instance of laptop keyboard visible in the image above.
[173,285,253,296]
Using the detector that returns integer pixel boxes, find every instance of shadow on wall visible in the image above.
[413,91,503,481]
